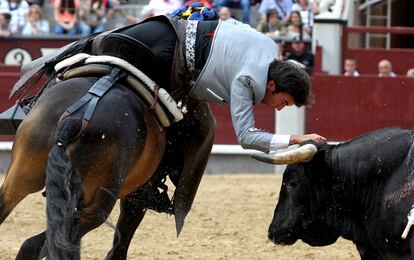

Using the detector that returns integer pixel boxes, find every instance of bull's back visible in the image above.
[331,128,414,179]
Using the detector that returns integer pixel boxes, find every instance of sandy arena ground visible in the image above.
[0,174,359,259]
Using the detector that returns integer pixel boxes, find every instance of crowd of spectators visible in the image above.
[0,0,332,38]
[0,0,130,36]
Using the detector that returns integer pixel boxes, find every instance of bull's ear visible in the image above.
[306,143,330,168]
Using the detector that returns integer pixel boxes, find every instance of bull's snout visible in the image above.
[268,223,298,245]
[267,231,278,244]
[268,230,295,245]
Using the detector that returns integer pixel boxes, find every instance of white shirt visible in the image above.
[378,72,396,77]
[344,70,359,77]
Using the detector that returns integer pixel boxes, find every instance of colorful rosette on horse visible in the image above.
[170,2,219,21]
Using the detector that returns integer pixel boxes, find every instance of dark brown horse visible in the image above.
[0,71,215,259]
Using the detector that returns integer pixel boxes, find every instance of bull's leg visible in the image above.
[105,197,147,260]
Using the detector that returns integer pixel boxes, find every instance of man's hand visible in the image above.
[290,134,327,145]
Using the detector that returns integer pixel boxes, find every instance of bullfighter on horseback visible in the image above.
[12,4,326,152]
[0,3,326,259]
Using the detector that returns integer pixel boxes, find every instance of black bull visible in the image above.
[257,128,414,260]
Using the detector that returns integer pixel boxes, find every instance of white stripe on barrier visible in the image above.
[0,142,13,150]
[0,142,341,154]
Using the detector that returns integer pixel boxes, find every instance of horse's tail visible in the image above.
[44,116,83,259]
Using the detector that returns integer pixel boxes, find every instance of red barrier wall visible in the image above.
[307,74,414,141]
[211,104,275,144]
[0,36,78,65]
[0,73,19,110]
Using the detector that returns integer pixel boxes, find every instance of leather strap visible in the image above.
[59,67,126,139]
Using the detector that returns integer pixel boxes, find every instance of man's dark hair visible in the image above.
[267,59,312,106]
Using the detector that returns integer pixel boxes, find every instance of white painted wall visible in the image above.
[311,0,354,75]
[274,106,306,173]
[312,19,344,74]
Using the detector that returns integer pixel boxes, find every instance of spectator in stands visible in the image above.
[285,10,311,41]
[54,0,81,35]
[0,12,12,37]
[79,0,108,34]
[343,58,359,77]
[140,0,182,20]
[21,4,50,36]
[217,0,250,24]
[105,0,129,29]
[184,0,213,8]
[378,59,396,77]
[406,68,414,77]
[285,35,314,73]
[256,9,286,40]
[0,0,30,34]
[258,0,292,24]
[218,6,232,21]
[292,0,313,33]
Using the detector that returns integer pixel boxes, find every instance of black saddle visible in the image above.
[97,33,157,80]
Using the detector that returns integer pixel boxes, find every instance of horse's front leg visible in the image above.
[105,196,147,260]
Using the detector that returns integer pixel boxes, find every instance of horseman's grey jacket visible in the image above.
[191,20,289,152]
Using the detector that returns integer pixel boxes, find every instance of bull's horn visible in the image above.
[251,143,318,165]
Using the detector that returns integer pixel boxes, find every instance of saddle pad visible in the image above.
[55,53,184,123]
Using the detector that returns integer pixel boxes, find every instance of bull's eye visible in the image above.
[287,181,298,189]
[287,178,306,190]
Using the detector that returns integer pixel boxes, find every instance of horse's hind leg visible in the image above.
[0,111,51,224]
[105,196,147,260]
[15,173,123,260]
[16,232,46,260]
[0,158,46,224]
